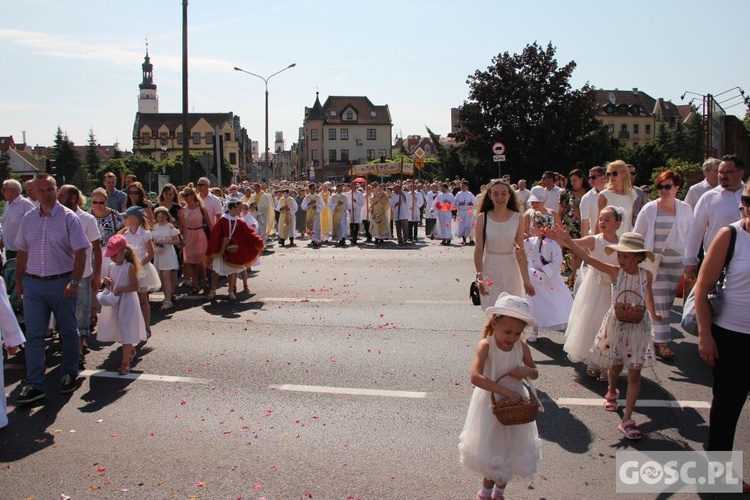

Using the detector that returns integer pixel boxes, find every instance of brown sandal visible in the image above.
[656,343,675,360]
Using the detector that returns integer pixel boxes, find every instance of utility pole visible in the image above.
[181,0,190,185]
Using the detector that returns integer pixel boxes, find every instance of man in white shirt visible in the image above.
[628,164,646,218]
[432,183,456,246]
[424,183,440,240]
[59,185,102,367]
[514,179,531,209]
[540,170,562,211]
[405,182,424,242]
[1,179,35,260]
[196,177,224,226]
[454,181,477,245]
[390,184,411,245]
[684,158,721,209]
[580,166,607,236]
[684,154,745,279]
[348,181,365,245]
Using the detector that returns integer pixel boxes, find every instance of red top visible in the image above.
[206,216,264,267]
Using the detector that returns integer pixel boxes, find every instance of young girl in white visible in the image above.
[560,206,622,380]
[119,206,160,338]
[459,293,541,500]
[523,212,573,342]
[151,207,181,310]
[549,229,659,440]
[97,235,148,375]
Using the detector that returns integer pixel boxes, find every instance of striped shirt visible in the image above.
[15,202,91,277]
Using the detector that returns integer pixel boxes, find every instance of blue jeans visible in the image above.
[75,275,93,337]
[22,276,79,390]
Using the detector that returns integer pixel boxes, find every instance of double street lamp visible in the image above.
[234,63,296,179]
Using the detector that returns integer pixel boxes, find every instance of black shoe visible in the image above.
[468,240,476,246]
[16,385,45,404]
[79,354,86,370]
[60,373,77,394]
[338,239,347,247]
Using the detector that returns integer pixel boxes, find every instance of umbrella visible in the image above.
[353,177,367,183]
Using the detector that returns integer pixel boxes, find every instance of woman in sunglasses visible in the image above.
[597,160,636,238]
[633,170,693,360]
[125,182,155,226]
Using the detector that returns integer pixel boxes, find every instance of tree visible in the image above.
[0,151,11,181]
[85,129,100,175]
[744,109,750,133]
[51,127,81,184]
[454,42,602,183]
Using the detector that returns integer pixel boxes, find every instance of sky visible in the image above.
[1,0,748,152]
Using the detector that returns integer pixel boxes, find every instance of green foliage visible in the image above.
[85,129,100,175]
[616,142,667,186]
[97,158,130,188]
[454,42,602,183]
[51,127,81,184]
[744,109,750,133]
[70,166,95,193]
[0,151,11,180]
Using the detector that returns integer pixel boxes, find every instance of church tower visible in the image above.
[138,48,159,113]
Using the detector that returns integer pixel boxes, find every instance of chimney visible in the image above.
[632,88,639,94]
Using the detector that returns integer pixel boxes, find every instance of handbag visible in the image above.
[470,213,488,306]
[97,268,123,307]
[680,225,737,335]
[201,208,211,240]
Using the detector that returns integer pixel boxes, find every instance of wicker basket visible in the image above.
[614,289,645,324]
[490,375,539,426]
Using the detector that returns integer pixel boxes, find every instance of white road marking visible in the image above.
[556,397,710,409]
[263,297,334,303]
[79,369,209,384]
[272,384,428,399]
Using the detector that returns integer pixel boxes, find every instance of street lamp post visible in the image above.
[234,63,296,180]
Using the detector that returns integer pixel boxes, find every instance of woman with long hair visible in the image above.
[596,160,637,237]
[633,170,693,360]
[559,168,591,288]
[474,179,535,311]
[178,186,212,295]
[125,182,155,225]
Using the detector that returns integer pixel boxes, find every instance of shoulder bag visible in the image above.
[680,225,737,335]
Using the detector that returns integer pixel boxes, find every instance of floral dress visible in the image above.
[559,189,584,286]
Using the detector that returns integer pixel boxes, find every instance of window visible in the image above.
[140,133,150,145]
[370,111,376,117]
[177,133,184,145]
[328,128,336,140]
[311,129,319,140]
[645,124,651,135]
[193,133,201,145]
[206,133,214,145]
[329,149,337,162]
[367,149,375,160]
[229,152,236,164]
[607,124,614,134]
[367,129,377,140]
[620,124,628,132]
[311,149,319,161]
[341,149,349,162]
[633,124,639,134]
[224,133,231,141]
[346,110,354,120]
[378,149,386,159]
[151,130,158,138]
[330,110,338,116]
[340,128,348,140]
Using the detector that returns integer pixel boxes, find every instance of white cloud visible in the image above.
[0,101,39,111]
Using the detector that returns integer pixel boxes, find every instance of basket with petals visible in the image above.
[614,289,646,324]
[490,375,540,426]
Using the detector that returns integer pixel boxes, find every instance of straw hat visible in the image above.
[485,292,537,327]
[605,232,655,261]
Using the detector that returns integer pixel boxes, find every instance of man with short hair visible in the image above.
[329,184,351,247]
[685,158,721,209]
[684,154,746,279]
[433,183,456,245]
[196,177,223,226]
[1,179,35,260]
[514,179,531,208]
[424,183,440,240]
[540,170,562,211]
[14,174,90,403]
[348,181,364,245]
[103,172,127,212]
[390,184,410,245]
[579,166,607,236]
[25,179,38,208]
[454,181,477,245]
[58,185,102,367]
[628,164,646,217]
[405,182,424,242]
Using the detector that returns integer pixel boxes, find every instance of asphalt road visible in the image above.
[1,233,748,500]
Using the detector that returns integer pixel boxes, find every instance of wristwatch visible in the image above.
[70,279,80,287]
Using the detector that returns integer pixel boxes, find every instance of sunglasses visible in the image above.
[606,171,618,177]
[656,184,674,190]
[741,195,750,208]
[92,201,105,205]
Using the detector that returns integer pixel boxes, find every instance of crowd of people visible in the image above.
[1,155,748,496]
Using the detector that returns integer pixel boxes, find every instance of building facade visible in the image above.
[303,93,392,182]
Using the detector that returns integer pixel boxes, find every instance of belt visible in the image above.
[25,272,72,281]
[187,227,204,230]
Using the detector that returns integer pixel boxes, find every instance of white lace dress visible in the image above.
[458,339,540,483]
[96,262,148,345]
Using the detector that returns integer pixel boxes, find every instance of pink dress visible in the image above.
[180,206,208,264]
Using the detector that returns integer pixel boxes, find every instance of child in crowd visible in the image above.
[523,212,573,342]
[560,206,622,380]
[120,206,160,338]
[97,235,148,375]
[548,228,658,440]
[459,293,541,500]
[240,203,259,291]
[151,206,181,310]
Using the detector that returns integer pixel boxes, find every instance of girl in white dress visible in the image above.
[97,235,148,375]
[523,212,573,341]
[549,229,658,440]
[459,293,541,500]
[120,206,160,339]
[559,206,621,380]
[151,207,181,310]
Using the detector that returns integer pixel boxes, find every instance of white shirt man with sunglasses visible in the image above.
[579,166,607,236]
[684,154,746,279]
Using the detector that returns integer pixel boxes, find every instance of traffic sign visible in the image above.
[493,155,506,162]
[414,158,425,168]
[414,147,425,158]
[492,142,506,155]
